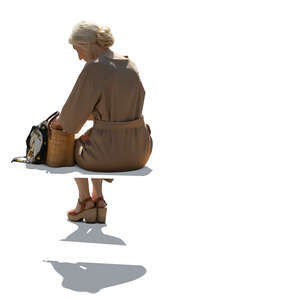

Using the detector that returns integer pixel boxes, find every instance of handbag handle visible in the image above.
[46,111,59,123]
[46,111,60,139]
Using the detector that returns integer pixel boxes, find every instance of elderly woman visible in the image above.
[51,21,152,223]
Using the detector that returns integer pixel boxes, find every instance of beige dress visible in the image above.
[58,53,153,172]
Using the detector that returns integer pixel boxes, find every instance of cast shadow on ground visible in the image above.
[61,221,126,245]
[44,260,146,293]
[23,163,152,176]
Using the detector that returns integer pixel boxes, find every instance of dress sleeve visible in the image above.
[58,67,100,134]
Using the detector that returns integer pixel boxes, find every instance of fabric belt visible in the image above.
[93,116,145,130]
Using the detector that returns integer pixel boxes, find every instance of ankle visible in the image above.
[94,197,107,208]
[79,195,91,202]
[92,194,103,200]
[79,196,95,210]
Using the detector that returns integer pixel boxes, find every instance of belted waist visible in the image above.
[93,116,145,130]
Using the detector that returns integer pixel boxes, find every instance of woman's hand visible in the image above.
[50,117,63,130]
[87,113,94,121]
[80,135,90,143]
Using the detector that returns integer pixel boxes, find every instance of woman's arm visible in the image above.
[50,117,63,130]
[58,66,99,134]
[51,113,93,130]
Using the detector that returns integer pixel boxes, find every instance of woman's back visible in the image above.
[86,54,145,122]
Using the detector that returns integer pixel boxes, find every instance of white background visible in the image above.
[2,0,300,299]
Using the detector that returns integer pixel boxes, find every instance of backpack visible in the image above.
[11,111,59,164]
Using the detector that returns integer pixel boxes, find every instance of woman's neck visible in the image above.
[91,46,113,60]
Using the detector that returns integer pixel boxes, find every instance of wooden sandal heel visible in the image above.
[83,208,97,223]
[92,196,107,223]
[97,207,107,223]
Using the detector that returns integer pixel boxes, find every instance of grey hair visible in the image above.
[68,21,114,49]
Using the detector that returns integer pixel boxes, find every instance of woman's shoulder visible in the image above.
[110,53,129,60]
[83,58,107,75]
[84,53,140,77]
[83,52,128,70]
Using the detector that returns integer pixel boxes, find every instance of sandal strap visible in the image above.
[93,196,107,206]
[78,196,93,210]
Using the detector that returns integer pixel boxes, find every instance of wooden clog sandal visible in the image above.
[67,196,97,223]
[92,196,107,223]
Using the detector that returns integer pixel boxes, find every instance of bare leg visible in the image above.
[75,178,90,200]
[91,178,103,198]
[71,178,94,213]
[91,178,107,208]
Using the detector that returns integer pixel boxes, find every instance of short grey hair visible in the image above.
[68,21,114,49]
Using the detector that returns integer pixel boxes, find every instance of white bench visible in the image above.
[11,162,152,178]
